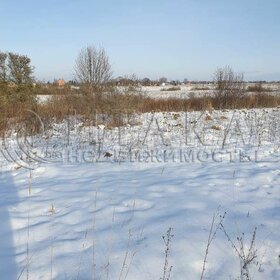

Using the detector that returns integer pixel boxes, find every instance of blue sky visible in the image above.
[1,0,279,81]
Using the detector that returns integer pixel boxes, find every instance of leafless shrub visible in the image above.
[160,227,174,280]
[118,229,136,280]
[220,224,258,280]
[214,66,246,108]
[200,211,226,280]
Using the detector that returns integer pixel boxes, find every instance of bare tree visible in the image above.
[7,52,34,85]
[74,46,112,91]
[213,66,245,108]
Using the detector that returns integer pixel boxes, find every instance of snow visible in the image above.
[36,84,280,103]
[0,108,280,279]
[36,95,53,104]
[138,85,212,99]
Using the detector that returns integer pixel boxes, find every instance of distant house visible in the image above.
[55,79,66,88]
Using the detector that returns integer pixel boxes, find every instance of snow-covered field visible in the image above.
[140,85,210,99]
[36,83,280,103]
[138,83,280,99]
[1,108,280,279]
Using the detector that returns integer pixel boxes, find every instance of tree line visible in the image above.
[1,46,276,96]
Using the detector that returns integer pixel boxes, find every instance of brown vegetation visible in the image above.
[0,85,38,137]
[1,85,280,136]
[191,86,211,91]
[247,83,272,93]
[160,86,181,91]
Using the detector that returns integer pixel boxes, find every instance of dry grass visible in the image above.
[210,125,222,131]
[204,115,213,121]
[191,86,211,91]
[160,86,181,91]
[247,83,272,93]
[1,84,280,136]
[211,93,280,109]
